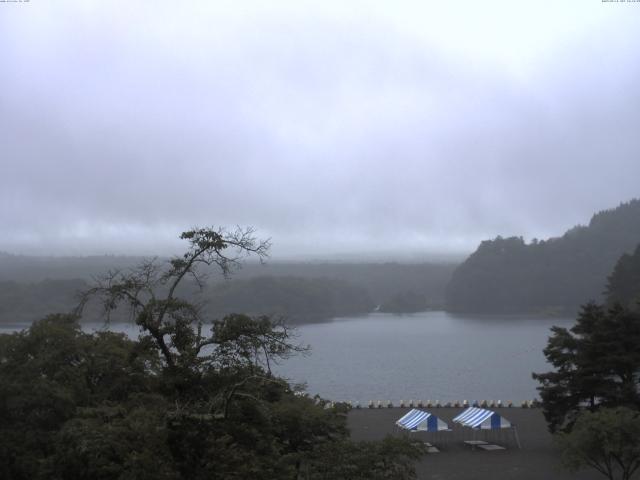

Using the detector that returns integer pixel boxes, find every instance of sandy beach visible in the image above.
[347,407,602,480]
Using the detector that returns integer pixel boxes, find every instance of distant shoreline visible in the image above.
[0,308,575,328]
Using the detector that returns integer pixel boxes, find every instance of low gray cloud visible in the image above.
[1,1,639,258]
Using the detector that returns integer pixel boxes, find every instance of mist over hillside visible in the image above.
[0,255,457,324]
[0,253,149,283]
[446,199,640,314]
[4,199,639,321]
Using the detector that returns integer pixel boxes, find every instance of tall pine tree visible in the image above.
[606,243,640,311]
[533,303,640,432]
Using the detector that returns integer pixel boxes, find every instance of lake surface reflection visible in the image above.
[1,311,574,404]
[272,311,572,404]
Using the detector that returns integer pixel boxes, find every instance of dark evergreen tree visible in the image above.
[533,303,640,433]
[606,243,640,312]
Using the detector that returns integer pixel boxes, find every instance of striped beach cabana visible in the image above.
[452,407,521,448]
[452,407,511,429]
[396,408,449,432]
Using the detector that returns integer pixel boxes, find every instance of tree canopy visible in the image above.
[606,243,640,312]
[0,227,423,479]
[378,290,431,314]
[558,407,640,480]
[446,199,640,314]
[201,275,375,323]
[533,303,640,433]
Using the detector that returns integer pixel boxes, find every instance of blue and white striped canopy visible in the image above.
[396,409,449,432]
[452,407,511,430]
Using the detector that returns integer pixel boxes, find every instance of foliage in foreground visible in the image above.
[558,407,640,480]
[0,314,422,480]
[0,227,422,480]
[533,303,640,433]
[305,436,425,480]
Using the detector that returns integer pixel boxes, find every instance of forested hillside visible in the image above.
[233,262,457,308]
[0,253,146,282]
[0,255,457,307]
[0,257,456,324]
[0,279,88,323]
[378,290,434,313]
[606,243,640,311]
[199,276,375,323]
[446,199,640,314]
[0,276,374,325]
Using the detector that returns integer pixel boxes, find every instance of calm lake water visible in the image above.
[0,311,574,404]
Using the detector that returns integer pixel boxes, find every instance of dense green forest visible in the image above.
[0,253,147,283]
[0,254,457,306]
[232,262,457,308]
[606,243,640,311]
[0,279,88,323]
[0,276,374,325]
[0,256,456,324]
[0,228,423,480]
[200,276,374,323]
[446,199,640,314]
[0,315,422,480]
[378,290,433,313]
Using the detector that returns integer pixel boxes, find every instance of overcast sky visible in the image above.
[1,1,639,260]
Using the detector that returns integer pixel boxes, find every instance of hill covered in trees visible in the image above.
[446,199,640,314]
[199,276,375,323]
[0,255,456,324]
[0,279,88,324]
[0,253,147,283]
[0,276,375,325]
[606,243,640,311]
[378,290,434,313]
[232,262,457,309]
[0,254,457,307]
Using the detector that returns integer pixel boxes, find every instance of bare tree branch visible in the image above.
[75,226,272,369]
